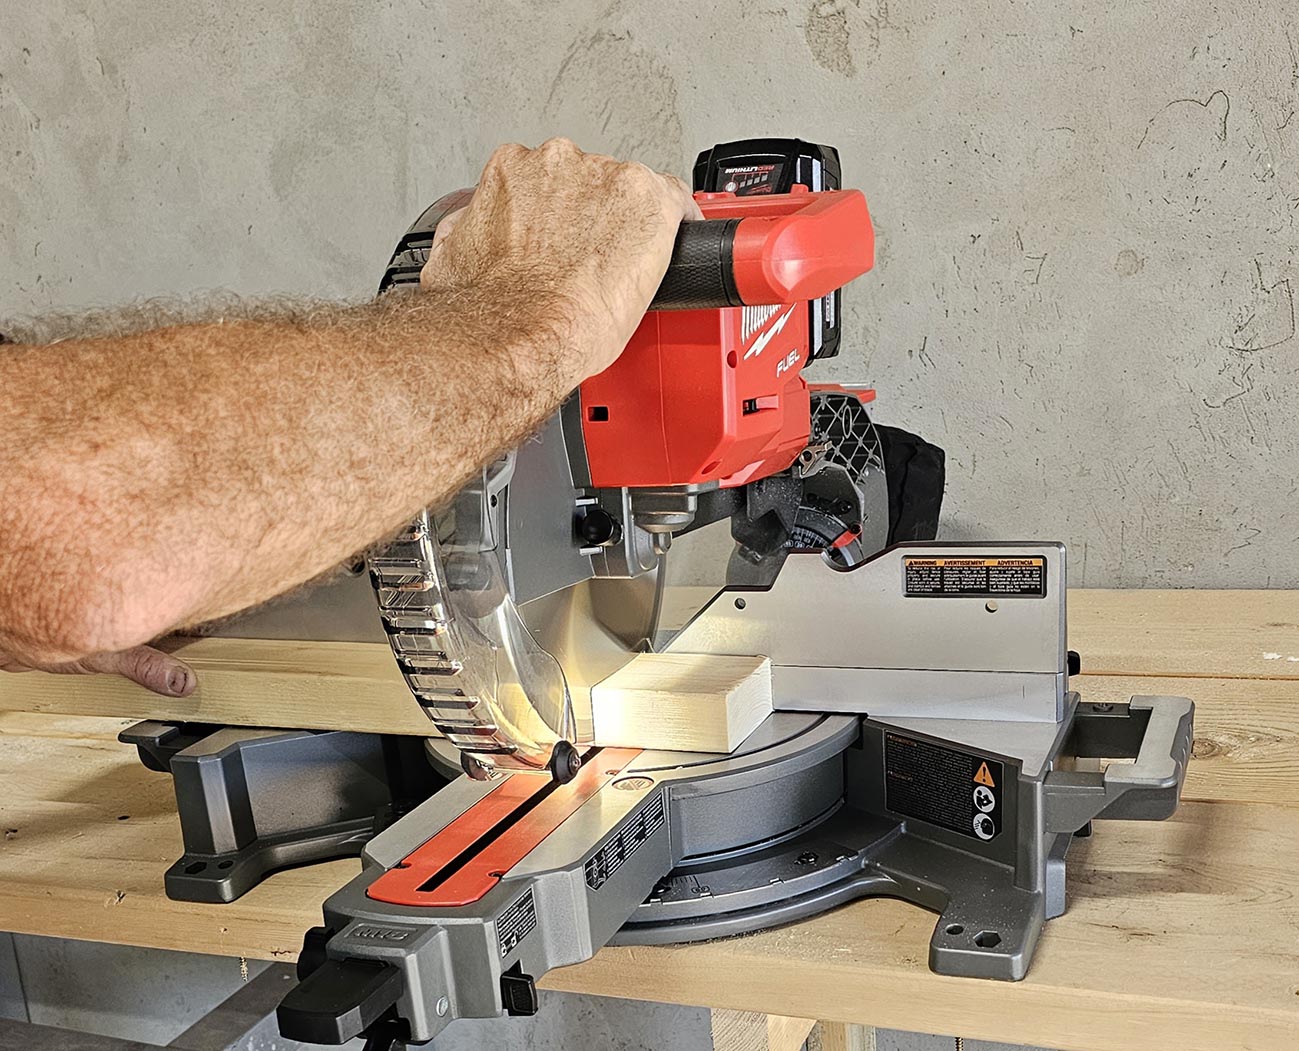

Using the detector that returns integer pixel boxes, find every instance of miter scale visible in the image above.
[120,138,1192,1049]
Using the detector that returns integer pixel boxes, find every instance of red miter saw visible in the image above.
[256,138,1191,1048]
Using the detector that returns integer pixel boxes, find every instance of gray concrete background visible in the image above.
[3,0,1298,586]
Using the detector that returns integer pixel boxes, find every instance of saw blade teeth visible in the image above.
[403,668,467,690]
[377,537,432,565]
[375,591,448,621]
[434,720,504,737]
[415,696,477,712]
[383,617,448,635]
[448,740,519,756]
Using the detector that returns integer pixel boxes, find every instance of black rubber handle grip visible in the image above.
[649,218,741,311]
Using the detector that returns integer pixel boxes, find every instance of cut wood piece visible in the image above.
[590,652,772,753]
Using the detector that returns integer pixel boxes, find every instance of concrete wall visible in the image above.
[3,0,1297,586]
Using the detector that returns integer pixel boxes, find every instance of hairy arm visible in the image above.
[0,140,699,688]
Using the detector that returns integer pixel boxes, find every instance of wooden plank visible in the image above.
[710,1010,816,1051]
[0,713,1296,1051]
[0,590,1293,737]
[1070,589,1299,680]
[2,659,1291,805]
[0,637,427,734]
[591,653,772,752]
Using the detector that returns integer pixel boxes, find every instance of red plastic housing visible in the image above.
[578,189,874,489]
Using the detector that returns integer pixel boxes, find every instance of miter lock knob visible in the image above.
[578,507,622,548]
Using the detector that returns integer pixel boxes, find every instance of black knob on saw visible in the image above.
[548,741,582,784]
[578,507,622,548]
[277,957,405,1045]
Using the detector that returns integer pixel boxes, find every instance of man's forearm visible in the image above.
[0,285,585,663]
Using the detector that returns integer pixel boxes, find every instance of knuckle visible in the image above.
[484,142,527,171]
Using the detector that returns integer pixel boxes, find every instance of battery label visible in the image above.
[903,555,1046,598]
[884,733,1004,842]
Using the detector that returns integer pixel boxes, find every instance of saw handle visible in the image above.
[381,188,874,311]
[650,188,875,311]
[649,218,743,310]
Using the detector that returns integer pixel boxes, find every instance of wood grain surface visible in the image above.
[591,652,772,752]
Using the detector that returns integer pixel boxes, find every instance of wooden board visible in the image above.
[1067,589,1299,679]
[0,636,426,734]
[2,589,1295,740]
[590,653,772,752]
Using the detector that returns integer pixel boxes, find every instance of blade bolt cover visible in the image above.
[579,508,622,548]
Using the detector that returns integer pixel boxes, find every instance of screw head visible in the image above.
[613,776,654,791]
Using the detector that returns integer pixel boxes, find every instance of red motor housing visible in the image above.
[577,188,875,490]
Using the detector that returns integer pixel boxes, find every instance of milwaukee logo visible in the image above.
[742,304,782,340]
[743,304,797,361]
[351,925,413,942]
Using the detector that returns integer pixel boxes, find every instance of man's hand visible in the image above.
[421,138,703,378]
[0,645,196,697]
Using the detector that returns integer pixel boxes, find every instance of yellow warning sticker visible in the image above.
[903,554,1047,598]
[973,761,996,788]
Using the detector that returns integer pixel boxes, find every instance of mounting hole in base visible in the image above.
[945,924,964,936]
[974,930,1002,948]
[184,861,206,875]
[217,860,233,870]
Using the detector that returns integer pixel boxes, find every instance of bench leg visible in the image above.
[710,1009,817,1051]
[809,1021,878,1051]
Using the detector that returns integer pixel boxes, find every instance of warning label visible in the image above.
[497,888,537,959]
[903,556,1046,598]
[884,733,1005,842]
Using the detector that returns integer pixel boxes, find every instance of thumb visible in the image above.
[83,646,197,698]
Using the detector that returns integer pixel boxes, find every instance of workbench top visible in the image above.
[1,590,1297,1051]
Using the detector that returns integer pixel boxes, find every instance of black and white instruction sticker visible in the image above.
[884,733,1005,842]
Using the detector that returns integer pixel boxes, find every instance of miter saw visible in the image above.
[126,138,1193,1049]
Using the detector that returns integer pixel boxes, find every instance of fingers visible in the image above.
[659,171,703,221]
[430,207,467,251]
[81,646,197,697]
